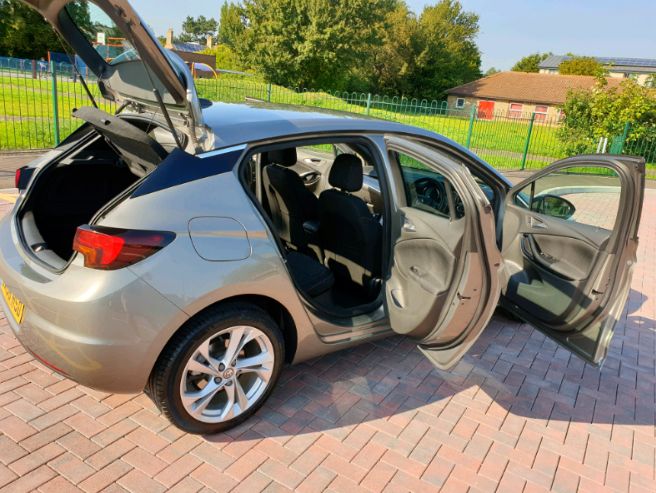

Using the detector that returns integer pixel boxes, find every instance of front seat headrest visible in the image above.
[265,148,297,167]
[329,154,363,192]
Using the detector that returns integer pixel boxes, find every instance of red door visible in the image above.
[477,101,495,120]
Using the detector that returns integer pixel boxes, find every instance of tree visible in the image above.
[559,56,605,76]
[511,52,551,73]
[410,0,482,99]
[239,0,396,90]
[647,74,656,88]
[202,44,244,72]
[218,2,245,50]
[178,15,218,44]
[485,67,500,76]
[0,0,64,59]
[358,2,420,94]
[559,77,656,155]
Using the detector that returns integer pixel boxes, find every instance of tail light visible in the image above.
[73,225,175,270]
[15,166,34,190]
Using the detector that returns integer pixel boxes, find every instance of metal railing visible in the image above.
[1,56,654,178]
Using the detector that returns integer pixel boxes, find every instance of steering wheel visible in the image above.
[413,177,449,215]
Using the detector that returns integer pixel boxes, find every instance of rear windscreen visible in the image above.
[65,0,141,65]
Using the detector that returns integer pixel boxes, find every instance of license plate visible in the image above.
[1,281,25,325]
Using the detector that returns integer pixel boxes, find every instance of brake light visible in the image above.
[14,166,34,190]
[73,225,175,270]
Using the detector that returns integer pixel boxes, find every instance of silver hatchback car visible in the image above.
[0,0,645,434]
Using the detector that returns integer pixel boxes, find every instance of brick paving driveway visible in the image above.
[0,190,654,493]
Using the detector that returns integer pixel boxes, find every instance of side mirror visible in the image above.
[532,194,576,220]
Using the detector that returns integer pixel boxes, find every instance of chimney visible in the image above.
[165,28,174,49]
[206,35,213,49]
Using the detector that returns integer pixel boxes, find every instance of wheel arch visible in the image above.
[149,294,299,386]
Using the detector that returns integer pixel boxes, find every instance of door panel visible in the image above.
[525,234,598,281]
[502,156,645,365]
[387,208,462,338]
[385,138,504,370]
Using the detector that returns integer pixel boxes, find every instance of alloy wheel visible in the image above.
[179,325,275,423]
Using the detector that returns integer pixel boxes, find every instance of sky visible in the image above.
[135,0,656,71]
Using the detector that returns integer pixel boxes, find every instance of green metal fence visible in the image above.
[0,57,115,150]
[1,56,654,178]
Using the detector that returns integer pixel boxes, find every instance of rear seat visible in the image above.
[286,251,334,297]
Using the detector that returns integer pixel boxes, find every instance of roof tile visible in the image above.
[446,72,623,105]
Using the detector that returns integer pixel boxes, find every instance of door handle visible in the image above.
[529,216,547,230]
[403,218,416,232]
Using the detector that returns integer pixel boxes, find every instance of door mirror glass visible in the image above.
[531,194,576,219]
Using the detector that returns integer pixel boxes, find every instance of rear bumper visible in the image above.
[0,214,187,393]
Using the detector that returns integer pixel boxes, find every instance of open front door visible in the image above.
[384,138,504,370]
[501,155,645,365]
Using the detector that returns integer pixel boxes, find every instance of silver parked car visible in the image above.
[0,0,645,434]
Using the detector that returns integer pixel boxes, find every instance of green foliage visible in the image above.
[511,53,551,73]
[485,67,500,76]
[559,56,605,76]
[179,15,218,44]
[559,78,656,155]
[239,0,395,90]
[410,0,482,99]
[358,2,419,95]
[646,74,656,89]
[202,45,244,72]
[218,2,246,49]
[232,0,481,97]
[0,0,63,59]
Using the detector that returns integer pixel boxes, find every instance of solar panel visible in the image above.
[548,55,656,69]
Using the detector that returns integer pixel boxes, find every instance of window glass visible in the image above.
[509,103,523,119]
[534,105,548,123]
[395,152,464,219]
[65,1,140,65]
[515,166,621,230]
[455,98,465,109]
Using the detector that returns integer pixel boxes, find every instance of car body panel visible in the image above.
[202,103,509,187]
[0,212,187,393]
[99,157,374,365]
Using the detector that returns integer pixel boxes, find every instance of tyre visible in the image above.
[148,303,285,434]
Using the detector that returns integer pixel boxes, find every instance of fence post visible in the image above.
[618,122,631,154]
[520,112,536,170]
[266,83,272,102]
[50,61,60,146]
[465,105,476,149]
[365,93,372,115]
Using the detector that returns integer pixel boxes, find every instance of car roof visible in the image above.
[202,102,510,187]
[205,102,445,148]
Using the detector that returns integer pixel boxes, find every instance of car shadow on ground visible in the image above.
[203,288,654,443]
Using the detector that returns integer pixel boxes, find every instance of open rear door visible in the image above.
[501,155,645,365]
[384,138,504,370]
